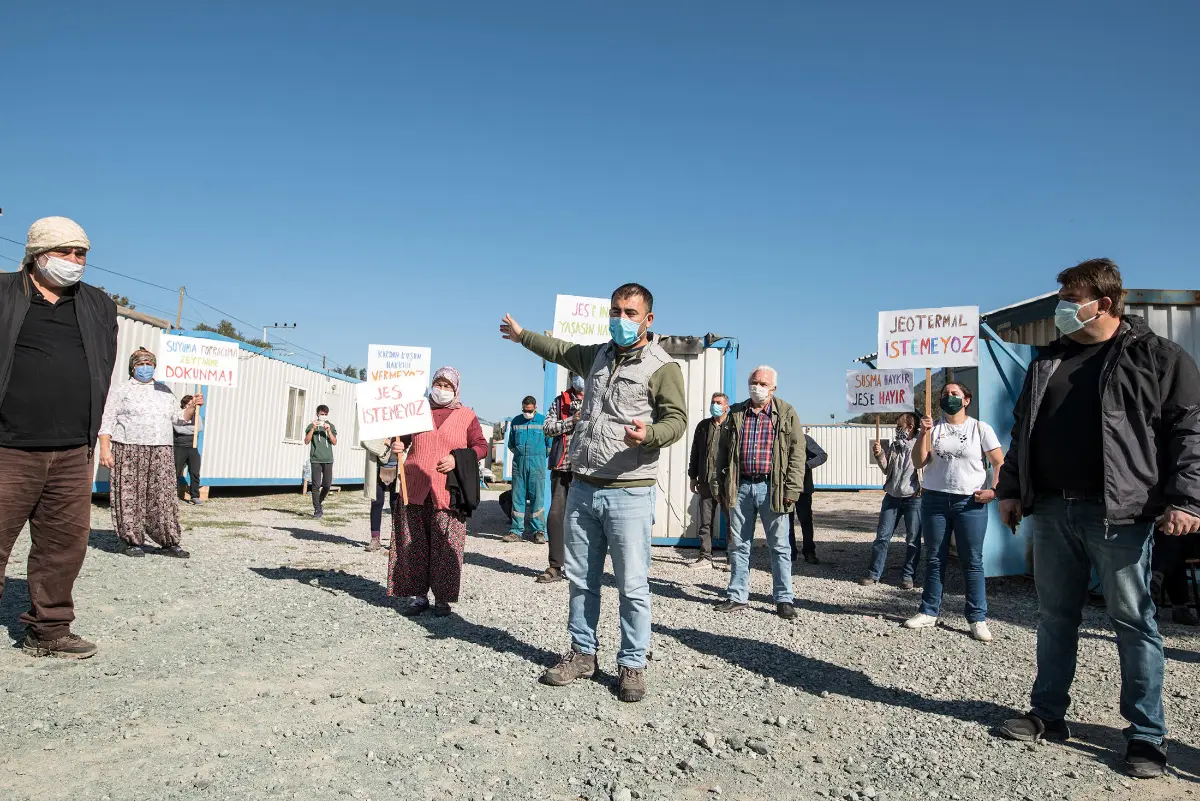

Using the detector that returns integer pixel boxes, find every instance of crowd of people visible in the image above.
[0,216,1198,781]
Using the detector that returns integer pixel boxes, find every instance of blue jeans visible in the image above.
[563,482,655,668]
[918,490,988,623]
[725,480,793,604]
[867,494,922,581]
[1027,495,1165,744]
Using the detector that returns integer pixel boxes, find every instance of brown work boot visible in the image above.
[533,532,547,544]
[539,649,596,687]
[501,533,522,543]
[365,536,382,552]
[617,666,647,703]
[23,632,98,660]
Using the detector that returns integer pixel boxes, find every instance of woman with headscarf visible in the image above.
[387,366,489,617]
[98,348,202,558]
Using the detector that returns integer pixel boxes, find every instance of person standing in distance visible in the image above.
[995,259,1200,780]
[687,392,729,568]
[305,405,337,519]
[504,396,549,543]
[499,283,687,703]
[538,373,586,583]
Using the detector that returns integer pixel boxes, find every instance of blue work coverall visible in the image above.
[508,412,550,536]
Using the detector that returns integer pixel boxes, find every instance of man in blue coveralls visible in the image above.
[504,395,549,543]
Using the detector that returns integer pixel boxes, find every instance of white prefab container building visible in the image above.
[93,309,365,492]
[804,425,886,490]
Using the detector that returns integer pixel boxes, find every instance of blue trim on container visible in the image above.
[167,329,362,383]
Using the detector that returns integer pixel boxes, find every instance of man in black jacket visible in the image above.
[790,433,828,564]
[996,259,1200,780]
[687,391,729,568]
[0,217,117,659]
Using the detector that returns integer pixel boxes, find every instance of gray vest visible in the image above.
[569,336,673,481]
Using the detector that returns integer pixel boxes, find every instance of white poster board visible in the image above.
[846,369,915,413]
[367,345,432,385]
[877,306,979,369]
[553,294,611,344]
[157,334,240,388]
[355,376,435,441]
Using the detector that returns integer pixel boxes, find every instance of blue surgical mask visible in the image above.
[570,376,585,392]
[133,365,155,383]
[710,403,724,418]
[1054,298,1100,335]
[609,316,643,348]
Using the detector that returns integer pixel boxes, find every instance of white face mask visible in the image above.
[37,255,86,288]
[430,387,455,406]
[748,385,771,405]
[316,414,328,422]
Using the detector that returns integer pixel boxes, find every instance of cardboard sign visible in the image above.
[367,345,431,385]
[553,294,611,345]
[157,335,240,388]
[878,306,979,369]
[355,376,435,440]
[846,369,914,413]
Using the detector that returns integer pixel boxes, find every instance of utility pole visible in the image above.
[322,354,326,369]
[262,322,297,346]
[175,286,185,330]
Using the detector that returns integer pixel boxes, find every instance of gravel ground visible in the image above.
[1,488,1198,801]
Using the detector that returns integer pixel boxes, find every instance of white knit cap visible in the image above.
[22,216,90,268]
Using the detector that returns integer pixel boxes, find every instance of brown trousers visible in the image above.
[0,445,93,639]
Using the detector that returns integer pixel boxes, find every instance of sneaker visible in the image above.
[997,713,1071,743]
[857,577,877,586]
[532,532,547,545]
[617,666,647,703]
[714,600,749,614]
[970,621,994,642]
[365,536,383,552]
[501,533,521,543]
[432,601,453,617]
[540,649,596,687]
[535,567,564,584]
[122,545,145,558]
[313,509,323,520]
[899,578,915,591]
[1172,606,1200,626]
[159,545,190,559]
[22,632,97,660]
[776,603,797,621]
[398,598,430,617]
[688,554,713,569]
[1125,740,1168,779]
[190,498,205,506]
[903,613,938,630]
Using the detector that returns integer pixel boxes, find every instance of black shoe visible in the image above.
[122,546,146,558]
[1172,606,1200,626]
[714,600,749,614]
[313,509,323,520]
[432,601,453,617]
[159,545,190,559]
[399,599,430,617]
[776,603,797,621]
[803,553,820,565]
[857,577,878,586]
[1124,739,1168,779]
[997,713,1071,743]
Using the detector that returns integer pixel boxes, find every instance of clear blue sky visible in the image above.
[4,2,1198,424]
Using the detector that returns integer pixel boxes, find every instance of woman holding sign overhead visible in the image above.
[903,383,1004,642]
[98,348,201,558]
[387,366,489,618]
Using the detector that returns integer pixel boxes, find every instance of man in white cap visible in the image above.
[0,217,118,658]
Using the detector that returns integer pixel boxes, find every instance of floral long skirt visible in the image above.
[111,443,182,547]
[387,496,468,603]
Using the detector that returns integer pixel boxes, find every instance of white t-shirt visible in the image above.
[922,418,1001,495]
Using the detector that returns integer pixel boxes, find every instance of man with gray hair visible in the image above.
[0,217,117,659]
[714,365,806,620]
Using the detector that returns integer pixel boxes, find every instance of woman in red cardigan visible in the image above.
[387,366,489,617]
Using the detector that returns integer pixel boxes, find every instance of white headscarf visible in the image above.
[22,216,90,268]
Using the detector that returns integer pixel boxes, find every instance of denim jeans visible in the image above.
[1027,495,1165,744]
[918,490,988,623]
[725,480,793,604]
[563,482,655,668]
[867,494,922,581]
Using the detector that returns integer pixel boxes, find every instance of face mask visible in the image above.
[710,403,725,418]
[316,414,328,422]
[894,428,910,442]
[37,255,86,288]
[570,376,585,392]
[748,385,771,405]
[940,395,964,415]
[430,388,455,406]
[609,317,643,348]
[1054,298,1101,335]
[523,411,535,420]
[133,365,155,383]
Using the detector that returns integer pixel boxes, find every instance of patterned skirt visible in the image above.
[387,496,468,603]
[111,442,182,548]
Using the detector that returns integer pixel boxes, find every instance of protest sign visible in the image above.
[553,295,611,345]
[355,376,435,441]
[877,306,979,369]
[157,335,240,388]
[846,369,914,414]
[367,345,432,385]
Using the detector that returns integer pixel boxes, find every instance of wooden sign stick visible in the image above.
[925,368,933,448]
[875,414,881,444]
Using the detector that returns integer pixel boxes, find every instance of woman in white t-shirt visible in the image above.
[903,382,1005,642]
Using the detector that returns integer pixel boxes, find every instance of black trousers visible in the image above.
[789,492,815,556]
[546,470,572,570]
[370,470,397,534]
[174,445,201,497]
[1152,532,1198,606]
[696,484,717,557]
[311,462,333,510]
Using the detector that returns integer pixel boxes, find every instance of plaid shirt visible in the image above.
[739,401,775,478]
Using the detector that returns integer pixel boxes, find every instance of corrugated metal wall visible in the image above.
[997,302,1200,365]
[805,424,885,490]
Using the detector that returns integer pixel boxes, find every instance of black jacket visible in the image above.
[688,417,720,483]
[803,434,827,495]
[996,315,1200,524]
[0,270,118,450]
[445,447,481,519]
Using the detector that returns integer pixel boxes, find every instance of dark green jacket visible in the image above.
[715,396,806,514]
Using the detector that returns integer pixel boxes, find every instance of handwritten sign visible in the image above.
[878,306,979,369]
[553,294,611,345]
[354,376,435,440]
[156,335,239,388]
[367,345,431,385]
[846,369,914,413]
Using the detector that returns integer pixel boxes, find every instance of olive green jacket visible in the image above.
[715,396,806,514]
